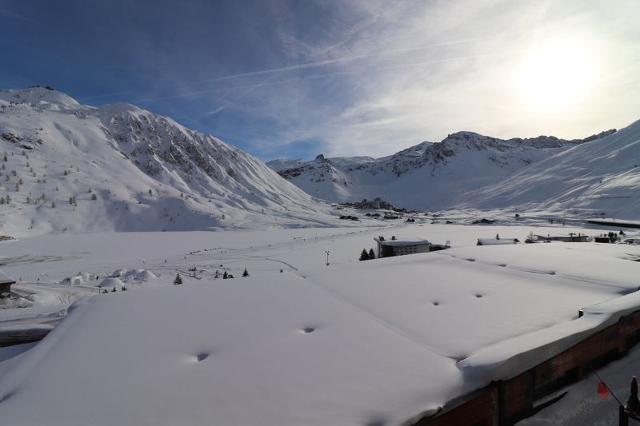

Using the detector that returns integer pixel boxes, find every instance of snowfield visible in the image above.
[1,222,640,425]
[0,87,355,237]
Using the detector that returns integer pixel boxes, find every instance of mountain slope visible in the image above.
[464,119,640,219]
[0,87,337,236]
[268,131,614,210]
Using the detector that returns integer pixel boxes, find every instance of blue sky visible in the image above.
[1,0,639,160]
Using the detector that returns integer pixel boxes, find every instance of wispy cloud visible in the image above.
[10,0,638,161]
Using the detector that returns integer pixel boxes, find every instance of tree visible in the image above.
[148,189,153,196]
[174,273,183,285]
[359,249,369,261]
[223,271,228,279]
[496,233,500,240]
[368,248,375,259]
[242,268,249,277]
[91,193,97,201]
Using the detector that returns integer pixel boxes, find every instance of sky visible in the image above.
[1,0,639,161]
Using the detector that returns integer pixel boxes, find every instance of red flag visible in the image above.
[598,381,610,400]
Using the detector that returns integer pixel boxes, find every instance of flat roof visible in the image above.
[0,269,15,284]
[376,238,431,247]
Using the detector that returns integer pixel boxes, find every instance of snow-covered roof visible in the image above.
[0,269,15,284]
[376,238,431,247]
[477,238,518,245]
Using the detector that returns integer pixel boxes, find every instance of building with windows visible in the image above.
[374,236,441,258]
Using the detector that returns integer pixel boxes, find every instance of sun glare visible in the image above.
[514,38,597,111]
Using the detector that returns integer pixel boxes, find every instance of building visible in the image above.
[532,234,591,243]
[374,236,435,258]
[0,270,15,299]
[477,238,519,246]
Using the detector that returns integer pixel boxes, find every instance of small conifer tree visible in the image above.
[359,249,369,261]
[368,248,375,259]
[242,268,249,277]
[174,273,183,285]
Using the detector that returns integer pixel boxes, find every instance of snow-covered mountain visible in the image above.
[0,86,338,236]
[465,119,640,220]
[268,130,615,210]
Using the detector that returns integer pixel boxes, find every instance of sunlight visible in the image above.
[513,37,597,111]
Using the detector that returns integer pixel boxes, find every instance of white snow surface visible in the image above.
[467,119,640,220]
[1,223,640,425]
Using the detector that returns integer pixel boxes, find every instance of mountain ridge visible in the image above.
[267,129,616,210]
[0,86,340,236]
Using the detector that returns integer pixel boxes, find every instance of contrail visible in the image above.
[195,31,524,84]
[132,50,507,104]
[79,30,524,104]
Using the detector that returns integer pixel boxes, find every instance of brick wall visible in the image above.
[415,309,640,425]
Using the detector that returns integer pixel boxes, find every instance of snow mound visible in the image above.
[97,277,125,290]
[123,269,157,282]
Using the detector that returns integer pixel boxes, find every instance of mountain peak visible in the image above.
[0,86,81,111]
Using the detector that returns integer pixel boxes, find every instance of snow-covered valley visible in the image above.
[2,220,640,425]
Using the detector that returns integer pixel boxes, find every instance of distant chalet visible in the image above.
[0,270,16,298]
[375,236,447,258]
